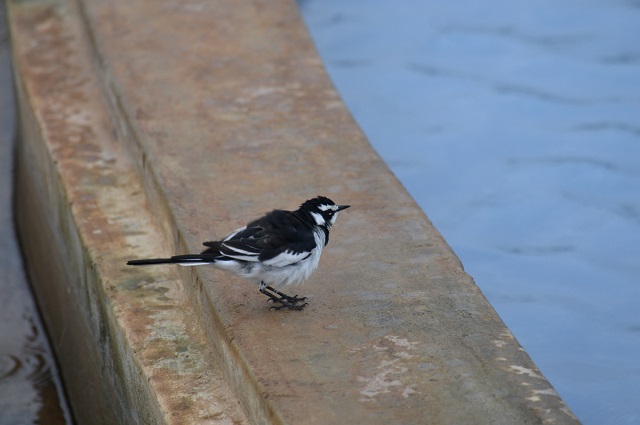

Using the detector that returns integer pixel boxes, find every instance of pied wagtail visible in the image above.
[127,196,350,310]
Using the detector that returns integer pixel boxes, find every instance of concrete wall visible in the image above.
[8,0,580,423]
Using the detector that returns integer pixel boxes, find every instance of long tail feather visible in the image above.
[127,258,177,265]
[127,254,219,266]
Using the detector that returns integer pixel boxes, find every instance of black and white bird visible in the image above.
[127,196,350,310]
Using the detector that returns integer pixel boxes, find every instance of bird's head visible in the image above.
[299,196,350,228]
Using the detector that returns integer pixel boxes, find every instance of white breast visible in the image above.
[254,229,326,287]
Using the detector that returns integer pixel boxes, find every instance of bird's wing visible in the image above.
[202,211,316,267]
[260,249,312,267]
[254,210,317,267]
[201,225,261,261]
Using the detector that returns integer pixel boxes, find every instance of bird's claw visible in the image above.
[281,294,307,303]
[260,284,308,311]
[268,300,309,311]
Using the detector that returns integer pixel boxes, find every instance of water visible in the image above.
[300,1,640,424]
[0,4,72,424]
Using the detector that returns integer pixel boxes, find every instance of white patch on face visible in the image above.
[330,212,339,225]
[310,211,325,226]
[318,204,338,212]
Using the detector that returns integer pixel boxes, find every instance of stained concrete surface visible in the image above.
[0,4,71,423]
[8,0,581,423]
[9,1,248,423]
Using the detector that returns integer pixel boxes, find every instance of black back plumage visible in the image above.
[126,196,350,309]
[201,208,318,264]
[127,196,347,271]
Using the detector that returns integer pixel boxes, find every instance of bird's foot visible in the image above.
[266,285,307,303]
[268,299,308,311]
[260,285,308,311]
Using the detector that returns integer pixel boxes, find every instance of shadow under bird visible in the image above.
[127,196,350,310]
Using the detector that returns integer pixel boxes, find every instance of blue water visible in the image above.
[300,1,640,424]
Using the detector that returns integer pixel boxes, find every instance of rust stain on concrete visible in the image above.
[9,0,248,423]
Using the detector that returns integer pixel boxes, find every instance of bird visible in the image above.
[127,196,350,310]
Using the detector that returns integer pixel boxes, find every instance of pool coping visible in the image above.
[8,0,580,423]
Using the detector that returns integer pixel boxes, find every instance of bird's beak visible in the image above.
[336,205,351,212]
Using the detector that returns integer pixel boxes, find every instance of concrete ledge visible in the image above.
[9,0,580,424]
[9,1,247,424]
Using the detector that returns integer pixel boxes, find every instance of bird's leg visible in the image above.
[265,285,307,303]
[258,282,308,311]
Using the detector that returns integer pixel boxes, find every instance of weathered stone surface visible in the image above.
[9,1,247,424]
[9,0,580,424]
